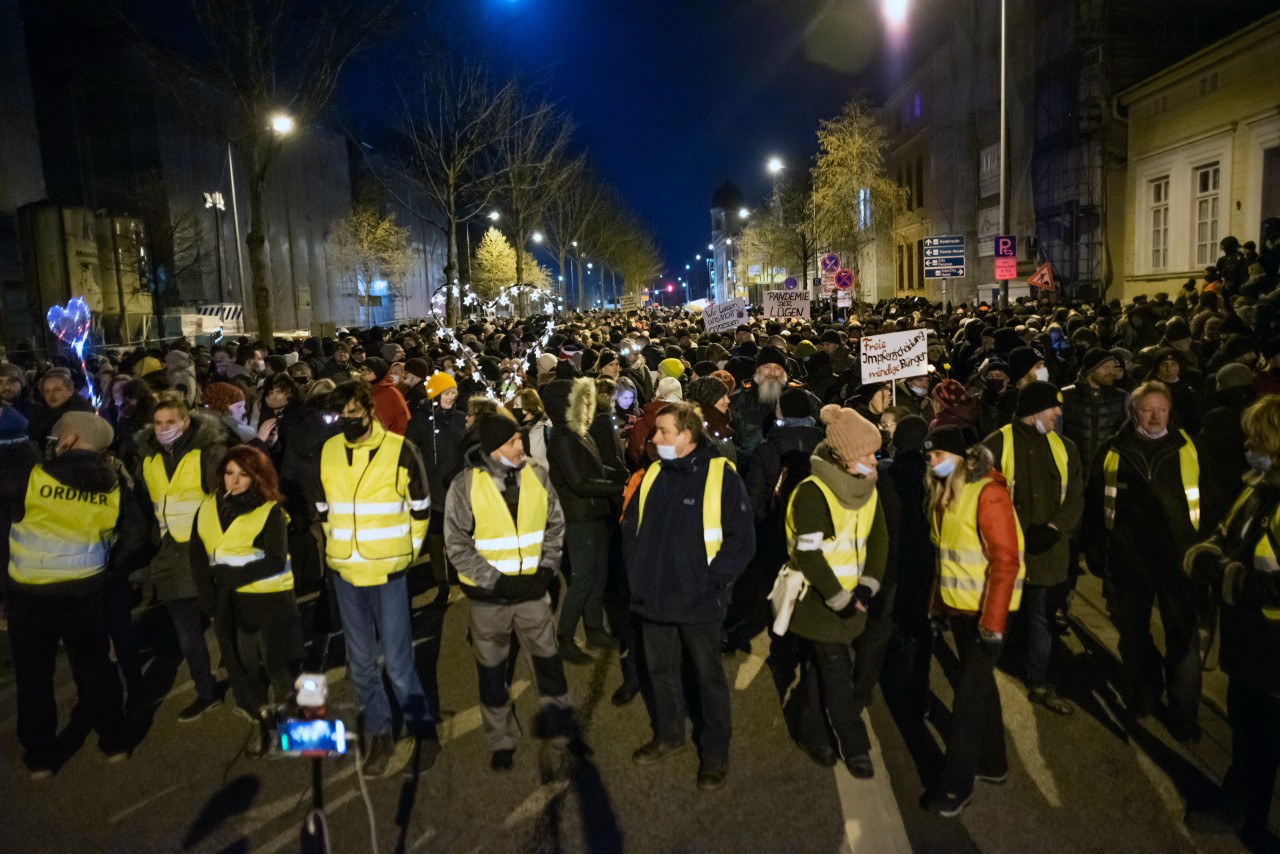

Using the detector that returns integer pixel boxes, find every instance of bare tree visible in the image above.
[119,172,209,334]
[543,160,605,309]
[398,62,516,326]
[189,0,399,340]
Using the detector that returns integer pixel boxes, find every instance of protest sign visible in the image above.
[702,297,747,334]
[860,329,929,383]
[762,290,811,319]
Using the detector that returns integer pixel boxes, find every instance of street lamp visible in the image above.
[488,210,500,222]
[738,207,750,220]
[767,157,784,175]
[531,230,543,243]
[882,0,909,32]
[270,113,295,135]
[203,192,227,303]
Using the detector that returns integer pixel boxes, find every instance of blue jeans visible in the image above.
[332,573,431,737]
[1022,584,1054,687]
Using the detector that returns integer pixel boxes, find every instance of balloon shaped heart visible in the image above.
[47,297,91,343]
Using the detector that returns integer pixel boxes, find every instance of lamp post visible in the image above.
[997,0,1009,308]
[203,191,227,303]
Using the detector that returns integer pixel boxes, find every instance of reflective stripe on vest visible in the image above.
[1102,430,1200,531]
[143,449,204,542]
[8,465,120,585]
[1223,487,1280,622]
[784,476,878,589]
[195,494,294,594]
[319,424,415,585]
[460,466,548,585]
[636,456,731,565]
[930,477,1026,612]
[998,423,1068,503]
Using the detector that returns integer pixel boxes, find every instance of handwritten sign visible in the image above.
[620,294,640,311]
[860,329,929,384]
[762,289,811,319]
[702,297,747,335]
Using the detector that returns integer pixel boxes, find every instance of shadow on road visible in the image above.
[182,774,260,850]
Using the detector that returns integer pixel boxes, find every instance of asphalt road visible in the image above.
[0,587,1262,853]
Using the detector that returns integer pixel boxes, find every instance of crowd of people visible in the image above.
[2,227,1279,840]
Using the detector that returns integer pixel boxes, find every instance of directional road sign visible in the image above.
[834,269,854,290]
[923,235,965,279]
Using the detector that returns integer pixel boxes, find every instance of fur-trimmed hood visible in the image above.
[137,408,227,456]
[564,377,595,438]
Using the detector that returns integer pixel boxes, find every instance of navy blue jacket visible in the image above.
[622,443,755,623]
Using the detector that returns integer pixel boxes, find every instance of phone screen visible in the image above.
[279,718,347,755]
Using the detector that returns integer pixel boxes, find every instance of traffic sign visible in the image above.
[820,253,841,274]
[923,234,965,279]
[834,269,854,290]
[782,276,798,290]
[1027,262,1056,291]
[994,257,1018,280]
[994,235,1017,258]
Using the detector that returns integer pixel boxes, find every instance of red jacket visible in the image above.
[371,376,410,435]
[931,469,1021,634]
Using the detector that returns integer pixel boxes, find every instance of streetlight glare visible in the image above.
[707,243,714,251]
[695,254,701,260]
[738,207,750,219]
[685,263,691,269]
[270,113,295,135]
[767,156,784,175]
[883,0,909,31]
[571,240,578,247]
[531,230,543,243]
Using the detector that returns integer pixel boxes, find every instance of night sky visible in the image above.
[340,0,903,283]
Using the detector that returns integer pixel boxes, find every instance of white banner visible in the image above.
[762,290,811,319]
[836,291,851,307]
[620,294,640,311]
[702,297,747,334]
[860,329,929,383]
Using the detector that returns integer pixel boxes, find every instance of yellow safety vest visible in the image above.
[1102,430,1200,532]
[930,477,1026,612]
[319,423,421,586]
[461,466,548,586]
[1222,487,1280,622]
[8,465,120,585]
[785,476,879,589]
[636,456,732,565]
[998,423,1068,502]
[195,494,294,594]
[143,448,205,542]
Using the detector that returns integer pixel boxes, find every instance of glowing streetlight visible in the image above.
[488,211,500,221]
[587,262,593,270]
[882,0,909,32]
[726,238,733,246]
[767,156,784,175]
[695,254,701,261]
[270,113,295,135]
[685,264,691,270]
[571,240,578,247]
[531,230,543,243]
[738,207,750,220]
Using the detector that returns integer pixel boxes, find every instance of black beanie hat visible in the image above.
[477,413,518,455]
[1080,347,1118,377]
[596,351,618,372]
[923,426,968,458]
[1007,346,1041,381]
[687,376,728,409]
[725,355,755,385]
[1015,381,1063,418]
[364,356,389,383]
[893,414,929,452]
[779,387,811,419]
[755,345,788,370]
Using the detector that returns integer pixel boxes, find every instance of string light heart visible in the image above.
[46,296,101,409]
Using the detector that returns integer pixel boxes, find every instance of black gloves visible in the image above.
[835,584,876,619]
[977,626,1004,657]
[1023,523,1061,556]
[492,566,555,601]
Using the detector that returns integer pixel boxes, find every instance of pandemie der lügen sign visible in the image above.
[860,329,929,383]
[762,290,811,318]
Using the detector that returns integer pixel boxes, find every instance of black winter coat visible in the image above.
[622,444,755,623]
[277,402,340,523]
[404,403,468,511]
[1197,385,1256,534]
[1060,380,1128,468]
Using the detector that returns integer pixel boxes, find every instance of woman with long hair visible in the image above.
[922,426,1024,818]
[189,445,303,752]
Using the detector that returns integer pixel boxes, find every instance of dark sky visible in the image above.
[341,0,899,285]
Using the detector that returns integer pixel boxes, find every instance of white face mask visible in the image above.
[854,461,875,476]
[155,425,183,448]
[910,384,927,396]
[1135,424,1168,440]
[1033,366,1050,382]
[931,457,956,478]
[1034,417,1050,435]
[656,444,678,460]
[497,453,522,469]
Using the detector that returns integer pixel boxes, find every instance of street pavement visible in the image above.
[0,584,1266,853]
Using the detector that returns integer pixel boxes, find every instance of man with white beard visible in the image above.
[728,346,821,475]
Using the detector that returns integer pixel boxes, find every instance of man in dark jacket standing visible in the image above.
[546,378,624,663]
[983,382,1084,715]
[1083,381,1203,741]
[1060,348,1127,468]
[622,401,755,790]
[7,413,147,777]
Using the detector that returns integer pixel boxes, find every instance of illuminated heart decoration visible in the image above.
[46,297,91,343]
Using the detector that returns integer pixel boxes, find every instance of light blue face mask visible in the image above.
[1246,448,1273,474]
[931,457,957,478]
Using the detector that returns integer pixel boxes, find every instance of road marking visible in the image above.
[835,710,912,854]
[109,782,184,824]
[503,780,571,827]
